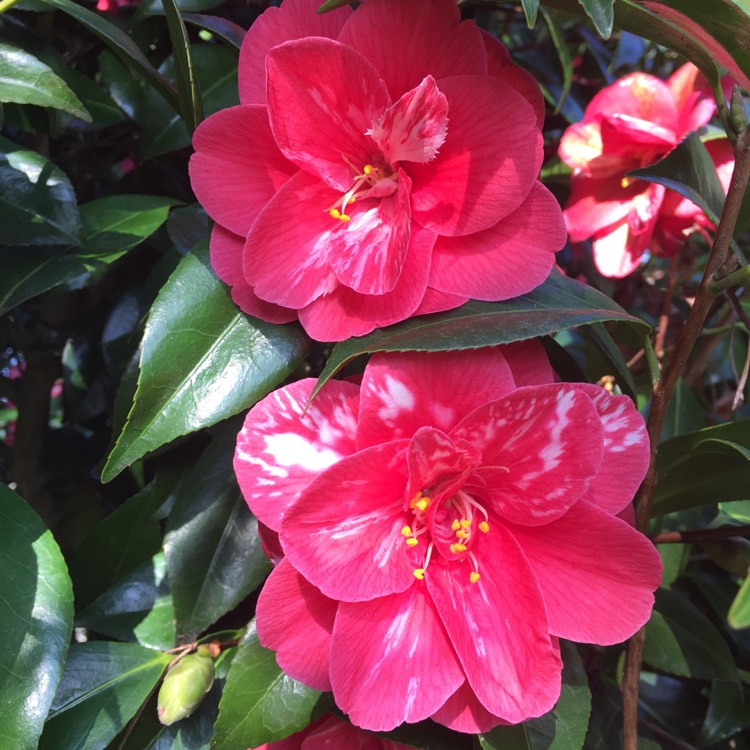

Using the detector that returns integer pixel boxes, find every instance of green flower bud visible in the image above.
[157,652,215,726]
[730,85,747,136]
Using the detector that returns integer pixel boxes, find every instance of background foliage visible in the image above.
[1,0,749,748]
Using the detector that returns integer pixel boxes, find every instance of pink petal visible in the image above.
[304,716,412,750]
[409,75,541,236]
[427,525,563,723]
[266,38,389,190]
[297,224,435,341]
[482,29,545,128]
[585,72,679,133]
[210,226,297,324]
[451,386,603,526]
[368,76,449,165]
[592,221,649,278]
[244,171,340,309]
[411,287,469,316]
[667,63,714,133]
[356,349,516,450]
[329,585,464,730]
[280,441,416,602]
[256,558,338,691]
[572,384,649,515]
[431,682,509,733]
[235,378,360,531]
[501,340,555,387]
[429,182,563,300]
[507,500,661,644]
[238,0,352,106]
[328,170,412,295]
[336,0,487,100]
[558,122,611,176]
[189,105,296,236]
[599,113,677,156]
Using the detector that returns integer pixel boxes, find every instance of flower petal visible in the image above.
[411,287,469,316]
[427,525,562,723]
[235,378,360,531]
[256,558,337,691]
[410,75,541,236]
[591,220,650,278]
[500,340,555,387]
[266,38,390,189]
[667,62,716,135]
[451,386,603,526]
[429,181,563,300]
[572,384,649,515]
[281,441,415,602]
[329,585,464,730]
[238,0,352,106]
[297,223,435,341]
[431,681,509,733]
[189,105,296,236]
[356,349,516,450]
[599,113,676,156]
[210,226,297,324]
[507,500,661,644]
[337,0,487,100]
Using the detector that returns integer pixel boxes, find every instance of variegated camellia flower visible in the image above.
[234,343,661,733]
[189,0,565,341]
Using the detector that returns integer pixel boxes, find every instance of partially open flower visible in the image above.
[235,343,661,732]
[190,0,565,341]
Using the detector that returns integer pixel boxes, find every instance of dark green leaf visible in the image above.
[213,621,322,749]
[138,0,224,15]
[316,0,353,12]
[0,140,80,246]
[76,552,176,650]
[658,420,750,472]
[728,575,750,629]
[700,680,750,744]
[629,133,728,227]
[578,0,615,38]
[164,423,271,640]
[314,271,649,399]
[36,0,179,112]
[643,588,738,680]
[162,0,203,133]
[582,322,638,401]
[102,239,310,482]
[0,484,73,750]
[521,0,540,26]
[540,9,573,114]
[182,12,247,49]
[659,377,705,442]
[98,49,146,120]
[0,43,90,120]
[80,194,180,253]
[479,642,591,750]
[39,642,171,750]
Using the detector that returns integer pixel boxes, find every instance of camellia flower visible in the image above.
[234,343,661,732]
[189,0,566,341]
[559,63,731,277]
[250,714,414,750]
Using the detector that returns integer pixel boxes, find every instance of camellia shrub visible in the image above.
[0,0,749,749]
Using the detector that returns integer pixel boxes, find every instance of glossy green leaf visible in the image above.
[164,423,271,640]
[80,195,180,253]
[162,0,203,133]
[659,377,706,442]
[0,141,80,246]
[582,323,638,400]
[0,43,90,120]
[102,239,309,482]
[36,0,179,112]
[479,642,591,749]
[728,575,750,629]
[521,0,540,26]
[138,0,224,15]
[213,621,322,749]
[578,0,615,38]
[76,552,176,650]
[182,12,247,49]
[700,680,750,744]
[314,271,649,399]
[658,420,750,471]
[540,9,573,115]
[643,588,738,680]
[39,642,172,750]
[0,483,73,750]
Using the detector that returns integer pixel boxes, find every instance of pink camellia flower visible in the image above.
[559,63,730,277]
[234,343,661,732]
[251,713,414,750]
[189,0,566,341]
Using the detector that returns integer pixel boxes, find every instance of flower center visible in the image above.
[325,158,398,223]
[401,488,490,585]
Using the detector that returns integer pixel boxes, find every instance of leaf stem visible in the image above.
[0,0,20,12]
[709,75,735,144]
[622,124,750,750]
[710,264,750,296]
[651,524,750,544]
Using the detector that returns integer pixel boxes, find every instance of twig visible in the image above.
[655,255,679,360]
[651,524,750,544]
[622,124,750,750]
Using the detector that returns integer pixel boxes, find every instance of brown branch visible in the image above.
[651,525,750,544]
[622,124,750,750]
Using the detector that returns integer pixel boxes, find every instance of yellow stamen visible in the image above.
[413,568,425,580]
[363,164,374,175]
[401,526,412,536]
[409,492,422,509]
[621,176,634,189]
[416,498,430,512]
[451,519,461,532]
[479,521,490,533]
[460,519,471,529]
[329,208,341,219]
[450,543,467,554]
[470,571,481,584]
[339,213,351,222]
[406,537,419,547]
[455,529,467,539]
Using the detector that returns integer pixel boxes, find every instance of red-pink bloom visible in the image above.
[190,0,565,341]
[235,343,661,732]
[559,64,731,277]
[250,714,413,750]
[96,0,137,12]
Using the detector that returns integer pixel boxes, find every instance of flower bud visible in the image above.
[730,85,747,136]
[157,651,215,726]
